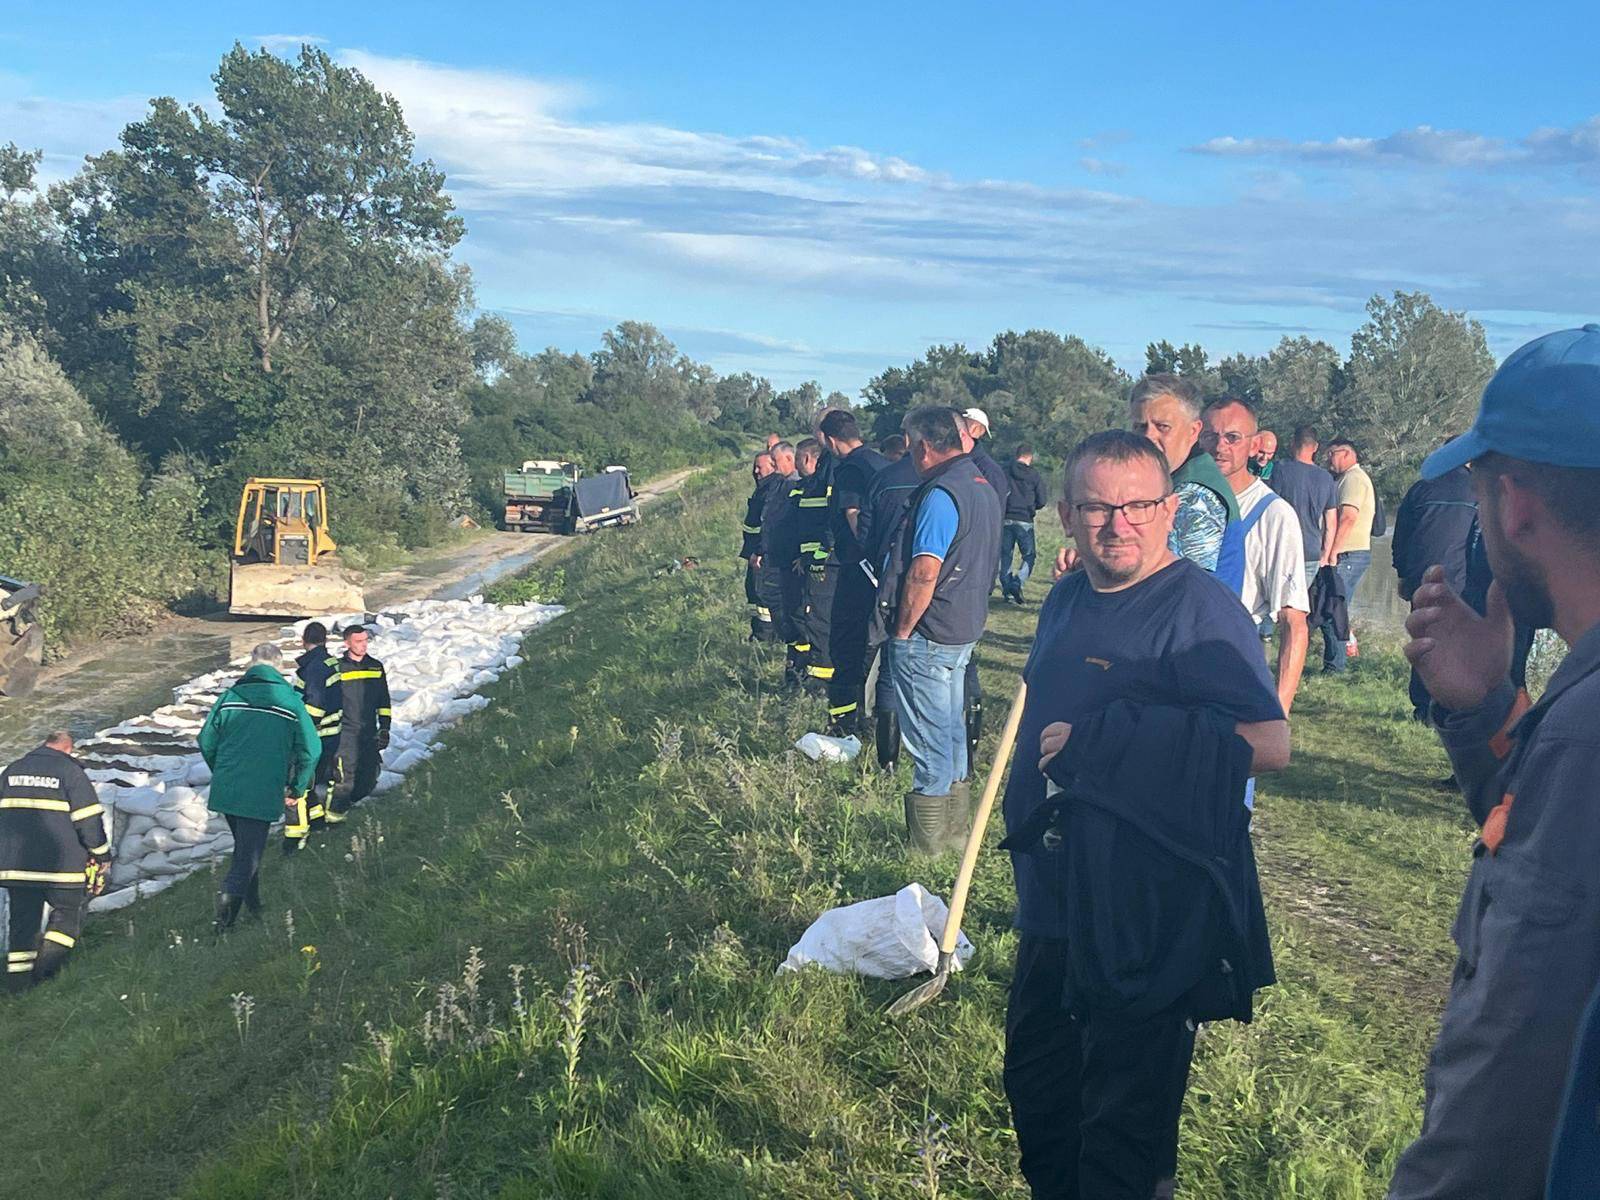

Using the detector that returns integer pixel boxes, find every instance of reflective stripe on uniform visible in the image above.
[799,541,822,552]
[70,803,104,821]
[755,606,772,621]
[742,523,761,534]
[794,643,811,653]
[797,497,829,508]
[828,701,858,717]
[807,665,836,679]
[7,950,36,962]
[303,703,326,718]
[0,797,69,811]
[43,930,75,948]
[218,702,300,722]
[5,962,32,973]
[89,842,110,856]
[340,669,384,681]
[0,869,86,884]
[377,707,392,717]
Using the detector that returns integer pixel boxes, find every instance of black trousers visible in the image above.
[802,565,837,683]
[825,566,876,723]
[775,563,809,681]
[332,730,382,812]
[744,560,776,641]
[222,815,270,896]
[5,883,86,988]
[1004,935,1196,1200]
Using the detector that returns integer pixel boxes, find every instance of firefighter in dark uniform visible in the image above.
[1,731,109,992]
[796,437,837,693]
[858,447,923,768]
[756,442,804,683]
[777,439,822,687]
[817,409,889,734]
[285,621,343,852]
[326,625,391,823]
[741,450,778,642]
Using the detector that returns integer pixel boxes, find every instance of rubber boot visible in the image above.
[875,709,901,772]
[905,792,952,855]
[965,696,984,775]
[213,892,244,935]
[947,780,973,850]
[243,874,263,920]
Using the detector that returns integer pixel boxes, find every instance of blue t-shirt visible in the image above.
[1002,557,1284,937]
[911,487,959,560]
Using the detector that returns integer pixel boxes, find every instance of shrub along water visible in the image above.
[0,468,1468,1198]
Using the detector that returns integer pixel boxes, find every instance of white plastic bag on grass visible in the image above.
[778,883,974,979]
[793,732,861,763]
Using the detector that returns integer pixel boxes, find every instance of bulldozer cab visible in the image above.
[233,479,335,567]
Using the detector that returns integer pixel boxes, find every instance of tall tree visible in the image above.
[1342,292,1495,488]
[1255,336,1344,434]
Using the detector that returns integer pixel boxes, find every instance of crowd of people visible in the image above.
[736,325,1600,1198]
[4,324,1599,1198]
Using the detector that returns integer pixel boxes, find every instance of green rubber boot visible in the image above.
[947,780,973,851]
[905,792,952,854]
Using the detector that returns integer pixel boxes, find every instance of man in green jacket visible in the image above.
[198,643,320,932]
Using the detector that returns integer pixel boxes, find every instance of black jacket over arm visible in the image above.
[1002,699,1273,1023]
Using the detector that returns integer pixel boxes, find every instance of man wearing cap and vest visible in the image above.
[741,450,778,642]
[817,409,889,735]
[1389,324,1600,1200]
[879,405,1002,853]
[957,406,1010,763]
[284,621,343,853]
[327,625,391,822]
[1,731,109,991]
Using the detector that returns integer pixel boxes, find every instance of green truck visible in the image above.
[502,460,581,533]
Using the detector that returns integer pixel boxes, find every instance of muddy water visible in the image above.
[1348,535,1411,640]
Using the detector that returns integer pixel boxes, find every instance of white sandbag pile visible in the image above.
[778,883,974,979]
[77,595,564,914]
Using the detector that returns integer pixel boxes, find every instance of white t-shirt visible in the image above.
[1238,478,1310,623]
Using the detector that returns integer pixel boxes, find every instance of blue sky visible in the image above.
[3,1,1598,393]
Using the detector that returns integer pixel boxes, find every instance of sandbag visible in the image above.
[778,883,974,979]
[794,732,862,763]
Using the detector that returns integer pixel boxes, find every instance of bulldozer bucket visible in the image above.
[0,576,44,699]
[228,559,366,619]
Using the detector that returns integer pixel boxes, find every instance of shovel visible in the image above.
[888,679,1028,1017]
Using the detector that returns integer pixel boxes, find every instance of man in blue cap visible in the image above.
[1390,325,1600,1200]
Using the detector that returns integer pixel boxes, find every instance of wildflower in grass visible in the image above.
[913,1111,953,1199]
[230,992,255,1044]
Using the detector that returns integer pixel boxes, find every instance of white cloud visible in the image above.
[1192,117,1600,170]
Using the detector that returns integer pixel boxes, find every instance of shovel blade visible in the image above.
[886,966,950,1017]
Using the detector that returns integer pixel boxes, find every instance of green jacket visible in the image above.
[198,663,321,822]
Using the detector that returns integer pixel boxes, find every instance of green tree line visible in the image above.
[0,45,836,648]
[861,294,1496,499]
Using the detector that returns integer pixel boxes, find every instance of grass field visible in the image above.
[0,466,1476,1198]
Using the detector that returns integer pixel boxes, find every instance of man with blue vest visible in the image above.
[879,405,1002,853]
[1390,325,1600,1199]
[1203,397,1311,715]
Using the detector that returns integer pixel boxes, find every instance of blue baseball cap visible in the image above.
[1423,323,1600,479]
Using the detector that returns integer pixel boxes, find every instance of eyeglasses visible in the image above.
[1073,496,1171,528]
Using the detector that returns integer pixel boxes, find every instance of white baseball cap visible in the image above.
[962,407,990,433]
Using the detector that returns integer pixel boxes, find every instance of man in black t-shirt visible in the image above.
[1267,425,1338,580]
[1002,431,1288,1200]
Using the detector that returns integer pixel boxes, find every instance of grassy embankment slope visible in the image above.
[0,466,1474,1198]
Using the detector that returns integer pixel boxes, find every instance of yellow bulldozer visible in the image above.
[228,478,366,618]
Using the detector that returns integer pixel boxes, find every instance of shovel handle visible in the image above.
[938,679,1029,957]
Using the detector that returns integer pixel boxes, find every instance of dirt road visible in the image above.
[0,468,699,759]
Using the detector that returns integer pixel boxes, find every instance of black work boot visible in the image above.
[213,892,244,935]
[243,874,263,920]
[875,709,901,772]
[905,792,953,855]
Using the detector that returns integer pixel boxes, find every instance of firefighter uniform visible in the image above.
[757,471,805,684]
[327,651,391,820]
[1,743,109,991]
[797,453,837,691]
[741,476,778,642]
[286,645,343,849]
[821,443,890,734]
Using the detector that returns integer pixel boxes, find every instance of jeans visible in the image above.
[1321,549,1371,672]
[1000,521,1037,598]
[889,634,975,796]
[222,814,270,895]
